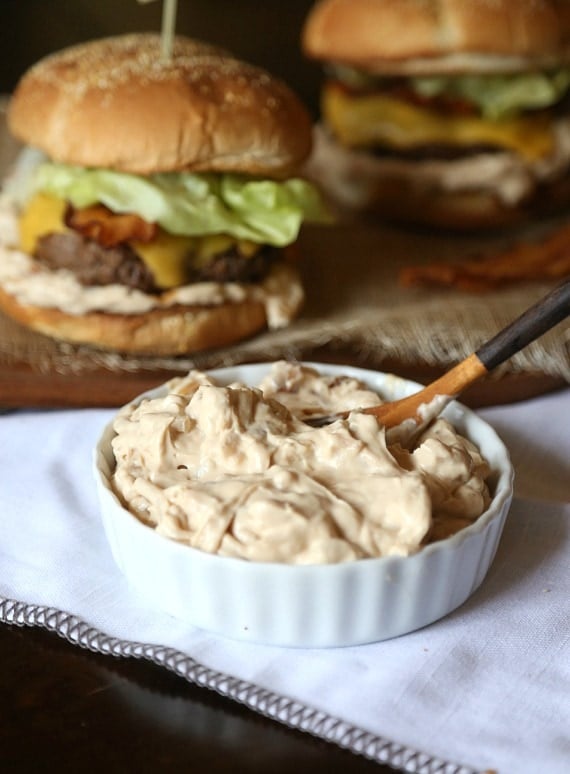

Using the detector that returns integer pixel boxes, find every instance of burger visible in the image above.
[302,0,570,229]
[0,34,326,354]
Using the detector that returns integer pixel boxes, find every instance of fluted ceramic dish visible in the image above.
[94,362,514,648]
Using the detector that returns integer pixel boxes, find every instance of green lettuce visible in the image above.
[33,164,330,246]
[331,63,570,120]
[410,69,570,120]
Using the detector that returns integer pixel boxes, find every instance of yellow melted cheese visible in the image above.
[132,232,198,288]
[17,194,261,289]
[18,193,67,254]
[323,83,555,161]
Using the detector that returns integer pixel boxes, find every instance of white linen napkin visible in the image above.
[1,390,569,774]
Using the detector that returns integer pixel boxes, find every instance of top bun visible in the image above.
[8,33,312,177]
[303,0,570,74]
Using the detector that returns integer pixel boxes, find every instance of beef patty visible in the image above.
[34,231,276,293]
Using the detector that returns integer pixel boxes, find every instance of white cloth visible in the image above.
[1,389,569,774]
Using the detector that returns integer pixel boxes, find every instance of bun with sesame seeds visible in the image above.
[301,0,570,230]
[0,34,326,355]
[8,33,312,177]
[302,0,570,75]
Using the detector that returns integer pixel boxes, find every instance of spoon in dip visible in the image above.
[305,276,570,435]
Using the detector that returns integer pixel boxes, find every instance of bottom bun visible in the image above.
[348,181,530,231]
[339,174,570,231]
[304,125,570,230]
[0,284,272,355]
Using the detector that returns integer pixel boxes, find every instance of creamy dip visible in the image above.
[0,201,303,328]
[111,362,491,565]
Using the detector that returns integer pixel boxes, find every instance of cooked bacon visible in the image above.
[65,204,157,247]
[384,85,478,117]
[336,79,478,117]
[399,223,570,292]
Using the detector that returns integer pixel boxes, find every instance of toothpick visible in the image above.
[136,0,178,61]
[160,0,178,60]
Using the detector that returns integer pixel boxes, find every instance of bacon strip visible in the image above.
[399,224,570,292]
[65,204,157,247]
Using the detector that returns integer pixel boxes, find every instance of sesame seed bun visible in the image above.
[303,0,570,75]
[8,33,312,177]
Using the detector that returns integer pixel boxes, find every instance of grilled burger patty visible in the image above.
[34,231,277,293]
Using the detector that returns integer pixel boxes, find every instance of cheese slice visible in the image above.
[17,194,262,289]
[131,233,197,288]
[323,83,554,161]
[18,193,67,254]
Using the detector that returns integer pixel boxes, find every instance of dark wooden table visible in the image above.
[0,623,391,773]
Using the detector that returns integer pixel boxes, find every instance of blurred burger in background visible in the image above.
[0,33,326,354]
[302,0,570,229]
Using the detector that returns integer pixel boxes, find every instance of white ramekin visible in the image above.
[94,363,514,648]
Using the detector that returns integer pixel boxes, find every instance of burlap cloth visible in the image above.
[1,98,569,385]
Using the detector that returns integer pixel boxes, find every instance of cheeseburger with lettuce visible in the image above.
[0,34,325,354]
[302,0,570,228]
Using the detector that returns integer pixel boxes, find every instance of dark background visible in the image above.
[0,0,322,115]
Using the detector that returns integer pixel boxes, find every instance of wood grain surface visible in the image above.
[0,342,565,410]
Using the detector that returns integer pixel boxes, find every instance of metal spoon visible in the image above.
[305,277,570,434]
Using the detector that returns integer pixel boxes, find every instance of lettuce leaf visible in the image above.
[33,164,330,246]
[410,69,570,120]
[331,63,570,120]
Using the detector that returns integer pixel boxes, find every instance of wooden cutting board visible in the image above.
[0,317,565,410]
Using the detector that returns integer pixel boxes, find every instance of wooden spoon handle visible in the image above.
[408,276,570,405]
[362,277,570,429]
[362,353,486,428]
[476,276,570,370]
